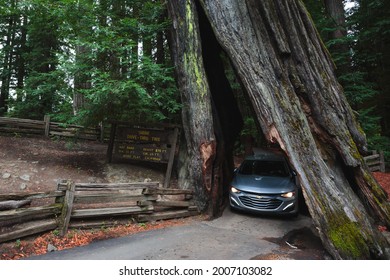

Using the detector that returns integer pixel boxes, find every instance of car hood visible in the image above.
[231,175,295,194]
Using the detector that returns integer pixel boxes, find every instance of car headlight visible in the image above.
[231,187,241,194]
[281,192,295,198]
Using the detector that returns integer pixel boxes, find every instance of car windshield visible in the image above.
[239,160,289,177]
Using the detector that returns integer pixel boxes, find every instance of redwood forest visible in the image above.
[1,0,390,260]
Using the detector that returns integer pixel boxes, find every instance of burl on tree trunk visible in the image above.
[167,0,390,259]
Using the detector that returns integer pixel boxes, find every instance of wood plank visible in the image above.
[137,201,153,206]
[49,131,77,137]
[379,151,385,172]
[49,131,99,140]
[0,204,62,223]
[163,127,179,188]
[0,121,43,129]
[57,183,158,192]
[143,188,194,195]
[44,115,50,137]
[50,122,85,129]
[0,219,58,243]
[68,218,132,229]
[74,182,159,191]
[364,154,380,161]
[0,191,64,202]
[107,123,117,163]
[0,117,44,125]
[71,205,154,218]
[154,200,193,208]
[0,200,32,210]
[74,194,157,204]
[0,127,43,134]
[369,166,380,172]
[59,183,75,236]
[0,122,43,129]
[137,210,199,222]
[366,160,381,166]
[188,205,198,211]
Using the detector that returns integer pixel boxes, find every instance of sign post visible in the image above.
[107,122,180,188]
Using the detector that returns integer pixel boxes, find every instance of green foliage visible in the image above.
[14,239,21,248]
[9,69,73,119]
[138,222,147,228]
[241,117,257,137]
[60,0,180,126]
[70,64,179,125]
[1,0,180,126]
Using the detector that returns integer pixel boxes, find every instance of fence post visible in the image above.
[163,127,179,189]
[107,122,117,163]
[379,151,385,172]
[59,181,75,237]
[99,122,104,142]
[44,115,50,137]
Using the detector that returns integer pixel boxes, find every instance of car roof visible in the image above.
[246,148,286,161]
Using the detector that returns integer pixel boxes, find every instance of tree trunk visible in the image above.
[0,2,17,116]
[167,0,390,259]
[73,0,93,115]
[167,0,218,214]
[324,0,347,40]
[16,13,27,102]
[323,0,349,78]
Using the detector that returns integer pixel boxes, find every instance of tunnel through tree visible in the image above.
[167,0,390,259]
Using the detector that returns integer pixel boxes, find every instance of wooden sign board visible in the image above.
[107,122,179,188]
[115,144,169,163]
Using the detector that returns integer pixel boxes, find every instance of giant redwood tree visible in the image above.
[167,0,390,259]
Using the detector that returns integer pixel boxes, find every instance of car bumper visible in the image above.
[229,191,299,215]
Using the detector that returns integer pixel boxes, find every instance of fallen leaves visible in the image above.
[378,225,388,232]
[0,216,205,260]
[372,172,390,199]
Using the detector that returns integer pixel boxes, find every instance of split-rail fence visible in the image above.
[0,116,107,141]
[0,181,198,243]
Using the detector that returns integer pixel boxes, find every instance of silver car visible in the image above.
[229,150,300,216]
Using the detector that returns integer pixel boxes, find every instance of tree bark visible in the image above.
[0,200,32,211]
[167,0,217,214]
[168,0,390,259]
[324,0,347,40]
[0,1,17,116]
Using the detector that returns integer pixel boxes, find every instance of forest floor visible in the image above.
[0,133,193,259]
[0,134,389,260]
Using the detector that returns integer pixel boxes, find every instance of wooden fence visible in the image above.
[364,151,386,173]
[0,116,108,141]
[0,181,198,243]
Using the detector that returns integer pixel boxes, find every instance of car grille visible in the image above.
[239,195,282,210]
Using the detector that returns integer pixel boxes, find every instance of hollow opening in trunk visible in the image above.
[195,2,309,216]
[195,2,245,207]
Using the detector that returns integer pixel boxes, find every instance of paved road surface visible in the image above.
[28,209,318,260]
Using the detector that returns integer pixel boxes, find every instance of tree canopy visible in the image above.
[0,0,180,125]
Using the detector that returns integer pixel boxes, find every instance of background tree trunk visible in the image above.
[324,0,347,39]
[168,0,390,259]
[0,2,17,116]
